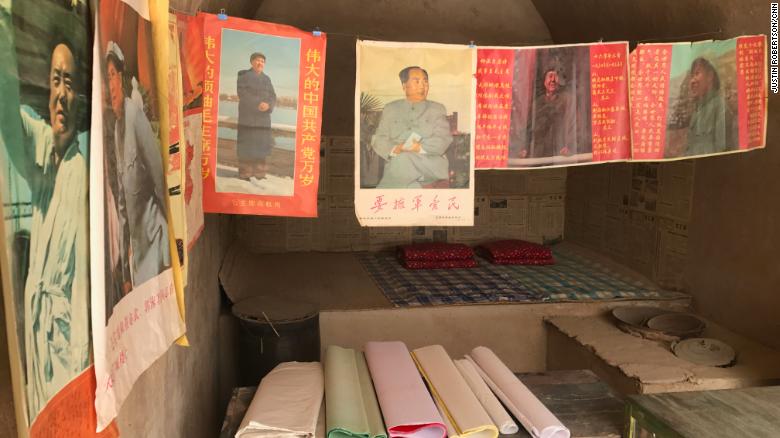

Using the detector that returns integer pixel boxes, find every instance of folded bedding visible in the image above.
[478,240,554,265]
[398,243,474,262]
[401,259,478,270]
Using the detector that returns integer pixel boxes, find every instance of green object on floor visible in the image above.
[325,346,387,438]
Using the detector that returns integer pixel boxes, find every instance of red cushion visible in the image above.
[398,242,474,261]
[487,256,555,266]
[479,239,552,261]
[402,258,478,270]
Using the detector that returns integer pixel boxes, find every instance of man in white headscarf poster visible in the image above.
[90,0,185,431]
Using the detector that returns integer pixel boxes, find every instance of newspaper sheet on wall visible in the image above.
[0,0,119,436]
[355,40,476,226]
[91,0,185,430]
[200,13,326,216]
[630,35,767,160]
[176,12,205,248]
[475,42,631,169]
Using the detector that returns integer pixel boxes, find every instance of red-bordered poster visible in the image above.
[200,13,326,216]
[631,36,767,160]
[475,42,631,169]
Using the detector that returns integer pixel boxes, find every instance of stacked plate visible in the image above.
[611,307,705,341]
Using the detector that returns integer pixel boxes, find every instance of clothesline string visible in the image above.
[325,29,724,46]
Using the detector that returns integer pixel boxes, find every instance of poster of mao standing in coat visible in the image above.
[201,13,326,216]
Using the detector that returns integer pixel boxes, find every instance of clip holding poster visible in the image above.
[200,13,326,217]
[354,40,477,227]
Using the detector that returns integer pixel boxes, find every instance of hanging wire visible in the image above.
[636,28,723,43]
[314,27,723,47]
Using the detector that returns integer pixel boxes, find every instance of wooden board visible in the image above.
[509,370,623,438]
[627,386,780,437]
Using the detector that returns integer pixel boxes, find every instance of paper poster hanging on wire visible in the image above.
[475,42,631,169]
[165,12,188,285]
[90,0,185,431]
[0,0,119,436]
[355,40,476,227]
[200,13,326,216]
[176,12,205,248]
[630,35,767,160]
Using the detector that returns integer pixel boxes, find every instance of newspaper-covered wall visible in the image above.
[200,13,326,216]
[630,35,767,160]
[91,0,185,430]
[475,42,631,169]
[236,136,567,253]
[355,40,476,226]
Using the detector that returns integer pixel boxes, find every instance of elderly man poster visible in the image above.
[631,35,767,160]
[200,13,326,217]
[0,0,118,436]
[356,40,475,227]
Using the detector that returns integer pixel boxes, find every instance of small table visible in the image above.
[624,386,780,437]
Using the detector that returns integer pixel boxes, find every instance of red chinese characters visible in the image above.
[475,49,514,168]
[590,43,631,161]
[630,45,673,159]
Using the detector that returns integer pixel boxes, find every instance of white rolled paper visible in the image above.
[453,359,519,434]
[467,347,570,438]
[236,362,324,438]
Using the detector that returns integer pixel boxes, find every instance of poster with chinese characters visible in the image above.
[475,42,631,169]
[0,0,119,436]
[355,40,476,226]
[175,12,205,248]
[90,0,185,431]
[200,13,326,216]
[631,36,767,160]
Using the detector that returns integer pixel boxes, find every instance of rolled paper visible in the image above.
[325,345,387,438]
[236,361,324,438]
[468,347,570,438]
[453,359,519,434]
[411,345,498,438]
[364,341,446,438]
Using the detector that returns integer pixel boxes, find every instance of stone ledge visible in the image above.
[545,314,780,394]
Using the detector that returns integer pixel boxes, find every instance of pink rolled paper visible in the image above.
[364,341,446,438]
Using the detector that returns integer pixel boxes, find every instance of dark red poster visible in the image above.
[475,42,631,169]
